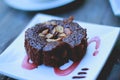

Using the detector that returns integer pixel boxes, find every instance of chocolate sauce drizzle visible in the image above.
[78,72,87,75]
[72,68,89,79]
[81,68,89,71]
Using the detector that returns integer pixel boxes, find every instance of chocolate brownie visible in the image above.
[24,16,87,67]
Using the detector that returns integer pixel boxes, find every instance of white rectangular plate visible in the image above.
[0,13,119,80]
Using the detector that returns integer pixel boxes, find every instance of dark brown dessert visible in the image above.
[24,16,87,67]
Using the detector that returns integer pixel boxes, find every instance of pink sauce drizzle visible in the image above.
[93,50,99,56]
[22,36,101,76]
[88,36,100,56]
[54,61,80,76]
[22,55,38,70]
[54,36,101,76]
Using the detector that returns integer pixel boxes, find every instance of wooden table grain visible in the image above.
[0,0,120,80]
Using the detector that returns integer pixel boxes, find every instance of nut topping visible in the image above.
[46,39,57,42]
[39,33,44,37]
[46,33,53,39]
[46,38,62,42]
[42,29,49,35]
[55,25,64,33]
[56,38,62,41]
[59,33,66,38]
[39,22,72,42]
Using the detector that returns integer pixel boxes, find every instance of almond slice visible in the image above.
[56,38,62,41]
[39,33,44,37]
[55,25,64,33]
[42,29,49,35]
[59,33,66,38]
[46,38,62,42]
[46,33,53,39]
[46,39,56,42]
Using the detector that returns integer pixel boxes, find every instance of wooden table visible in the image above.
[0,0,120,80]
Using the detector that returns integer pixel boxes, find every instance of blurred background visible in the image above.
[0,0,120,80]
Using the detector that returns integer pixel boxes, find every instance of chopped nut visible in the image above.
[59,33,66,38]
[46,33,53,39]
[63,16,74,23]
[46,38,62,42]
[52,28,56,34]
[56,38,62,41]
[39,33,44,37]
[68,16,74,23]
[55,25,64,33]
[51,21,57,25]
[64,28,71,35]
[46,39,56,42]
[42,29,49,35]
